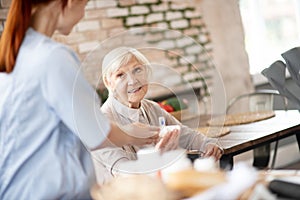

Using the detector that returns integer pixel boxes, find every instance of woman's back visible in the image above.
[0,28,95,199]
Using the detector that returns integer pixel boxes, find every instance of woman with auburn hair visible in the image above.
[0,0,159,199]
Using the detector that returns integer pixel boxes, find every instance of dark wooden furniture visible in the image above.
[217,110,300,169]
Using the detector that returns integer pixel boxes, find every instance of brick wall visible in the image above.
[68,0,214,99]
[0,0,253,112]
[0,0,214,98]
[0,0,9,32]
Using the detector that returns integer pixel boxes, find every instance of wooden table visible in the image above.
[215,110,300,169]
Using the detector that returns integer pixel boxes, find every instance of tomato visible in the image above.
[162,104,174,112]
[157,101,175,112]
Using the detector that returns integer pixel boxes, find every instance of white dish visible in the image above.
[117,148,186,174]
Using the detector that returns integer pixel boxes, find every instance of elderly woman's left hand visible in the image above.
[155,129,179,153]
[203,144,223,160]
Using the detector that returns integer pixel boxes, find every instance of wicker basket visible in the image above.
[170,109,189,121]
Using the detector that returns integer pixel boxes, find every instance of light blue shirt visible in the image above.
[0,28,110,199]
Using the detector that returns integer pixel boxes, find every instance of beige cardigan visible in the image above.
[92,95,219,184]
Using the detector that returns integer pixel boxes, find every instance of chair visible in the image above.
[262,60,300,109]
[281,47,300,89]
[262,58,300,165]
[226,89,288,169]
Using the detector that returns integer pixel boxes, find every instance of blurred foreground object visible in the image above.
[91,175,176,200]
[165,169,226,198]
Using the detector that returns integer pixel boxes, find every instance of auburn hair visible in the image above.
[0,0,68,73]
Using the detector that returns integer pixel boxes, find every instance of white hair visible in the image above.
[102,47,151,89]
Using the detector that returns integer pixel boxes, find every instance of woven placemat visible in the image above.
[197,127,231,138]
[207,111,276,126]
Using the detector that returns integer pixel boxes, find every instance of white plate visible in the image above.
[117,148,186,174]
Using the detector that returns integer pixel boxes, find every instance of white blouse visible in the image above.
[0,28,110,199]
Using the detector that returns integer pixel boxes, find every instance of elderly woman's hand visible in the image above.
[155,129,180,153]
[203,144,223,160]
[98,122,160,149]
[121,122,160,146]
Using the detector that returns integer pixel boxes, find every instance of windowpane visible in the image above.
[239,0,300,74]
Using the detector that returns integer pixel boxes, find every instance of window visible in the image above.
[239,0,300,75]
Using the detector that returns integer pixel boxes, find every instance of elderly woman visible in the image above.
[92,47,223,183]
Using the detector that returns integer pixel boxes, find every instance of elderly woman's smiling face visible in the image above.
[108,56,149,108]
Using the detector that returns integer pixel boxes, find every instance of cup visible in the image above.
[186,149,204,163]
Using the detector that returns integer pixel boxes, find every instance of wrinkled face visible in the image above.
[107,57,149,108]
[57,0,88,35]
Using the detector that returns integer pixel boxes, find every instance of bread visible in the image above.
[165,169,226,198]
[91,175,177,200]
